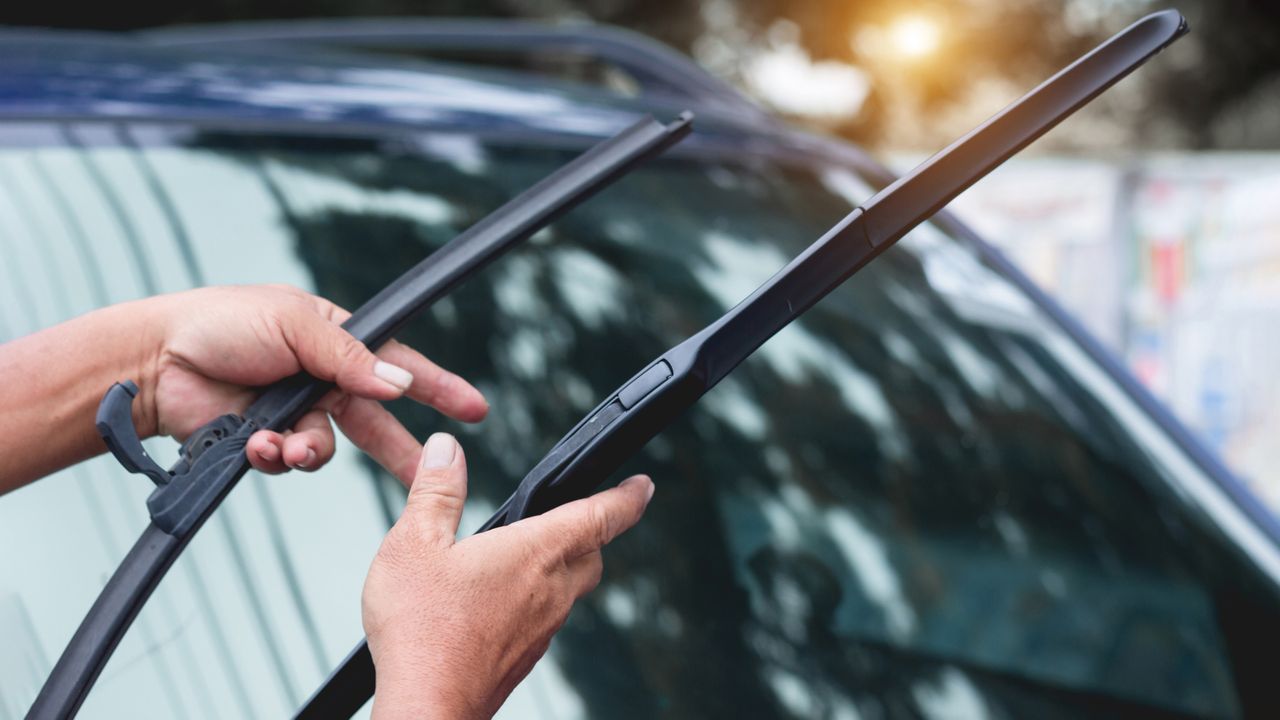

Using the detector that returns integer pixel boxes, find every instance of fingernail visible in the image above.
[374,360,414,392]
[257,444,280,463]
[623,475,655,504]
[422,432,456,469]
[296,448,317,469]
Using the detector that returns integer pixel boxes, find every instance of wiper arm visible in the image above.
[28,111,692,720]
[298,10,1186,719]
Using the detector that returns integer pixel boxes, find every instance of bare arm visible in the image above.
[0,299,164,489]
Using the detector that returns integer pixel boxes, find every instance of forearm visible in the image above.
[0,300,163,492]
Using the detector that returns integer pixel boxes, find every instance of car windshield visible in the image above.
[0,121,1276,719]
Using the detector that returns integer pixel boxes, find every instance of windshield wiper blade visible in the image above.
[297,10,1186,719]
[28,111,692,720]
[496,8,1187,522]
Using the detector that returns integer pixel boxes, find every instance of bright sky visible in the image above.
[745,11,944,119]
[744,43,871,118]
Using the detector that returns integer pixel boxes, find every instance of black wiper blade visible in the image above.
[503,9,1187,521]
[29,111,692,720]
[298,10,1186,719]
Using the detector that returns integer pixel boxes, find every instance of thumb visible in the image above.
[282,304,413,401]
[402,433,468,546]
[531,475,654,560]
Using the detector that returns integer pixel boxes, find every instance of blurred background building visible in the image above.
[3,0,1276,508]
[951,154,1280,512]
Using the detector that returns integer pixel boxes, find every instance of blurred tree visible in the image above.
[690,0,1280,150]
[1,0,1276,149]
[1159,0,1280,149]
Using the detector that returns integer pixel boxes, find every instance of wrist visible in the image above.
[371,653,483,720]
[0,295,168,489]
[108,298,169,439]
[373,681,478,720]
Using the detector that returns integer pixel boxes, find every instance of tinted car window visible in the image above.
[0,122,1276,719]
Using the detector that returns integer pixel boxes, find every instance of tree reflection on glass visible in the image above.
[201,132,1260,718]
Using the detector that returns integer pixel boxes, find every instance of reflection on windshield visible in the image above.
[4,125,1276,719]
[245,135,1257,718]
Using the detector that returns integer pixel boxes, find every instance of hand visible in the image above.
[147,285,487,484]
[362,433,654,719]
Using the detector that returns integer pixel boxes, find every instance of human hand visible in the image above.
[144,285,487,484]
[362,433,654,719]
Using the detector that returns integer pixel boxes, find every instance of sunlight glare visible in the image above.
[889,15,941,59]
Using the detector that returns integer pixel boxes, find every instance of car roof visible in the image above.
[0,30,629,128]
[0,27,759,140]
[0,22,894,197]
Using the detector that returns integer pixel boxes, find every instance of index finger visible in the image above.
[523,475,654,560]
[308,294,488,423]
[378,341,489,424]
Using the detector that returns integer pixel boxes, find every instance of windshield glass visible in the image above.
[0,121,1276,719]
